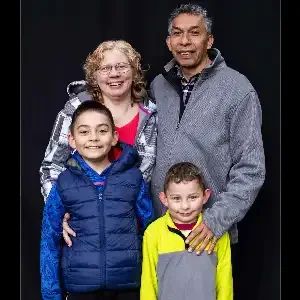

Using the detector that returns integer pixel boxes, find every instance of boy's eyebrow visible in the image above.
[76,124,109,129]
[97,124,110,128]
[168,193,181,197]
[168,192,201,196]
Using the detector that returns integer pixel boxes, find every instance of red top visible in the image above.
[174,222,197,230]
[109,112,139,161]
[116,112,139,146]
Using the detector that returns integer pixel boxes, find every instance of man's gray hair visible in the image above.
[168,3,213,35]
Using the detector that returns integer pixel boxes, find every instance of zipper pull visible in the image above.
[99,194,102,201]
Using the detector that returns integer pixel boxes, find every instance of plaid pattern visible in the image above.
[175,65,200,107]
[39,82,157,201]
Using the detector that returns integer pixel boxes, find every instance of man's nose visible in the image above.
[180,33,191,45]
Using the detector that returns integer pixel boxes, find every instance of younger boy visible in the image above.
[40,100,154,300]
[140,162,233,300]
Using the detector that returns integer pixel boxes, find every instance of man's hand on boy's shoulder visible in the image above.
[185,222,218,255]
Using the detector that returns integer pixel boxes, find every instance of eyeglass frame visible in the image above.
[97,62,132,75]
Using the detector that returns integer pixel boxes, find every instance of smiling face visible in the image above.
[159,179,211,224]
[94,49,134,100]
[166,13,214,76]
[68,110,118,166]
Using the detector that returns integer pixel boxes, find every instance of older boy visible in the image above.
[40,100,153,300]
[140,162,233,300]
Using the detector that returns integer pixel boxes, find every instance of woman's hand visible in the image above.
[62,212,76,247]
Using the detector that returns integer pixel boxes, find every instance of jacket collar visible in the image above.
[66,142,139,176]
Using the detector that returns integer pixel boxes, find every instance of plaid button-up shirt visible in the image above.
[176,65,200,108]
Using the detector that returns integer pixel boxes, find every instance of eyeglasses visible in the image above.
[97,62,131,75]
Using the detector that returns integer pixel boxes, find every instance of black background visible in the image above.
[21,0,280,299]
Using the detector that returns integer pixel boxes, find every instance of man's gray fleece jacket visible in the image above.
[150,48,265,243]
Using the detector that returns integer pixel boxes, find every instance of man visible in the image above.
[149,3,265,255]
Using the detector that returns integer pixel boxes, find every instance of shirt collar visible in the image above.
[175,64,200,83]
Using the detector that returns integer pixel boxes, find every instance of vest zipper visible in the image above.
[89,179,105,287]
[99,179,107,288]
[81,172,107,288]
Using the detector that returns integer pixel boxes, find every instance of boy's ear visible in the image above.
[68,133,76,149]
[202,188,211,205]
[159,192,169,207]
[112,130,119,146]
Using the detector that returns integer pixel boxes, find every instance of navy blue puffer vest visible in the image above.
[57,143,143,293]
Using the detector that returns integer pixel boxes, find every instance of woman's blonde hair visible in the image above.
[83,40,147,103]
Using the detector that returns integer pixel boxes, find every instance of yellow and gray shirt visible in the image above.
[141,211,233,300]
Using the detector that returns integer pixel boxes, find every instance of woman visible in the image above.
[39,40,157,245]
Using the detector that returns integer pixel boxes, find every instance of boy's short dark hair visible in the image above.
[70,100,115,134]
[164,162,206,192]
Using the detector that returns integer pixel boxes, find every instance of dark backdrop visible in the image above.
[21,0,280,299]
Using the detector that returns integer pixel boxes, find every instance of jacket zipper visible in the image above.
[163,68,204,131]
[134,109,153,147]
[83,174,106,287]
[98,179,107,288]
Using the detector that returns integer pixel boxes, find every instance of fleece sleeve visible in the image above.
[135,179,155,232]
[215,232,233,300]
[140,230,159,300]
[40,184,66,300]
